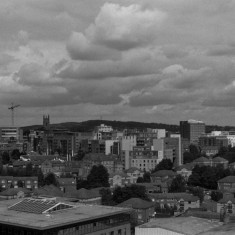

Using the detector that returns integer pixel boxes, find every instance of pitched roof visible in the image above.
[65,188,101,199]
[218,176,235,183]
[151,170,176,177]
[117,198,154,209]
[175,163,194,171]
[212,156,228,163]
[193,156,210,163]
[218,193,235,204]
[109,172,127,178]
[33,185,64,197]
[150,193,199,202]
[58,178,76,185]
[0,188,31,196]
[125,167,143,173]
[8,198,75,214]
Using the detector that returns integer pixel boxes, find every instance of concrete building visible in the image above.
[180,119,205,144]
[0,197,132,234]
[135,217,227,235]
[130,146,160,172]
[217,193,235,214]
[164,137,182,166]
[150,193,200,212]
[218,176,235,193]
[120,136,137,169]
[117,198,155,226]
[0,176,38,190]
[0,127,23,142]
[199,136,229,156]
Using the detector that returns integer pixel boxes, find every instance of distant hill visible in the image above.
[22,120,235,134]
[22,120,179,133]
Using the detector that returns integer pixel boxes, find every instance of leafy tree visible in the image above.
[1,151,10,165]
[73,150,86,161]
[188,173,201,187]
[11,149,21,160]
[17,180,24,188]
[25,163,33,176]
[99,188,115,206]
[187,186,204,203]
[211,191,223,202]
[183,152,197,164]
[143,172,151,182]
[35,168,44,187]
[77,180,89,190]
[87,165,109,188]
[44,173,59,187]
[112,184,149,204]
[189,144,200,156]
[137,177,144,183]
[137,172,151,183]
[153,159,173,172]
[169,175,186,193]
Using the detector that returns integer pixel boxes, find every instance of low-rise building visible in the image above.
[0,188,31,200]
[58,178,76,193]
[0,176,38,189]
[175,163,194,180]
[217,193,235,214]
[150,193,200,212]
[117,198,155,225]
[0,197,132,234]
[65,188,102,205]
[135,217,227,235]
[218,176,235,193]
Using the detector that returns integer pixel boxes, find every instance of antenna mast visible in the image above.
[8,103,20,126]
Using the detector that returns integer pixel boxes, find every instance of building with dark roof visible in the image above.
[150,193,200,212]
[0,197,132,234]
[0,176,38,190]
[218,176,235,193]
[117,198,155,225]
[65,188,102,205]
[0,188,31,200]
[175,163,194,180]
[135,216,232,235]
[217,193,235,214]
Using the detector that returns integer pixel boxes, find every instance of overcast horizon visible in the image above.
[1,0,235,127]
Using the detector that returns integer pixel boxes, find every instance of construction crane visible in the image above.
[8,103,20,126]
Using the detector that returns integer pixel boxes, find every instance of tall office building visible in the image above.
[180,120,205,144]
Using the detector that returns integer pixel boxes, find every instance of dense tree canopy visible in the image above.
[87,165,109,188]
[137,172,151,183]
[112,184,149,204]
[169,175,186,193]
[188,165,231,190]
[152,159,173,172]
[44,173,59,187]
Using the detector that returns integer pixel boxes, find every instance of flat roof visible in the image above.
[0,199,131,230]
[137,217,223,235]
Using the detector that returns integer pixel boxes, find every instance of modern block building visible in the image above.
[0,197,132,235]
[180,120,205,144]
[0,127,23,142]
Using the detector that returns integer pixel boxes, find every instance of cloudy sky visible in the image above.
[1,0,235,126]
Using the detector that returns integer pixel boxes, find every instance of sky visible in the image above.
[1,0,235,127]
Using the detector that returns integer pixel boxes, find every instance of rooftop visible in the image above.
[0,198,132,230]
[218,176,235,183]
[137,216,222,235]
[117,198,155,209]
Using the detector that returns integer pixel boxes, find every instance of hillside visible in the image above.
[22,120,179,133]
[22,119,235,134]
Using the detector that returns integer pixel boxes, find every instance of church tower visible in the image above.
[43,115,50,130]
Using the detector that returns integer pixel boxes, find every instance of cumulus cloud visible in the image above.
[66,3,167,61]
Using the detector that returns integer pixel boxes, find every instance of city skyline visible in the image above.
[1,1,235,126]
